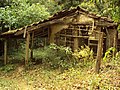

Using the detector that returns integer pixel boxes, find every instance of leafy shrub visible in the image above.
[72,45,94,65]
[115,51,120,60]
[103,47,116,62]
[109,51,120,68]
[0,64,16,73]
[34,44,94,69]
[34,44,76,69]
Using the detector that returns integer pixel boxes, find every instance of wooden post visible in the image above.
[44,38,47,46]
[106,29,110,49]
[73,30,78,51]
[57,32,60,46]
[30,32,34,60]
[4,39,7,65]
[113,29,117,57]
[65,29,66,46]
[25,32,30,65]
[48,27,50,44]
[96,32,103,74]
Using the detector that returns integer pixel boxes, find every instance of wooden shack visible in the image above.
[49,7,118,55]
[0,6,118,65]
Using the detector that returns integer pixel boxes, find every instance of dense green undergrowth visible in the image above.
[33,44,94,70]
[0,45,120,90]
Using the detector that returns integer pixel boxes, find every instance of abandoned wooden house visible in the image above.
[0,6,118,65]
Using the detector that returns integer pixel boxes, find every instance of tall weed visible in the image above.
[72,45,94,67]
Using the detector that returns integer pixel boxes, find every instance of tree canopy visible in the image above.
[0,0,61,32]
[0,0,120,32]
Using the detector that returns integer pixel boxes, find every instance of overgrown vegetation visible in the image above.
[0,47,119,89]
[73,45,94,65]
[0,64,16,73]
[0,45,119,89]
[32,44,94,70]
[34,44,74,69]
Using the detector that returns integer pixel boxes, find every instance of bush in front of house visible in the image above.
[33,44,94,70]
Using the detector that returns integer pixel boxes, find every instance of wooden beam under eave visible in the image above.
[4,39,7,65]
[25,32,30,65]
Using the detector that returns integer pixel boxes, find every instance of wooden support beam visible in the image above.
[56,32,60,45]
[30,32,34,60]
[96,32,103,74]
[48,27,50,44]
[65,30,66,46]
[4,39,7,65]
[73,30,79,51]
[25,32,30,65]
[106,28,110,49]
[113,29,117,56]
[92,19,95,32]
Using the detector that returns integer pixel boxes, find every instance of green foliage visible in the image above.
[28,0,62,15]
[73,45,94,65]
[0,64,16,73]
[115,51,120,60]
[90,0,120,24]
[80,1,98,13]
[0,0,12,7]
[33,44,94,70]
[7,39,25,62]
[110,51,120,68]
[57,0,83,10]
[0,0,50,31]
[103,47,115,62]
[34,44,76,69]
